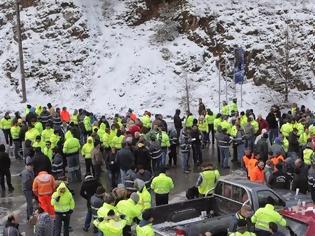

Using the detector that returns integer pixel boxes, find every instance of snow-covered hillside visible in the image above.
[0,0,314,116]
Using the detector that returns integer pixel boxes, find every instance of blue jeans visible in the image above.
[66,153,81,183]
[269,128,278,144]
[237,144,245,164]
[23,190,33,219]
[219,147,230,168]
[161,148,168,167]
[181,152,190,171]
[152,157,162,174]
[84,207,92,229]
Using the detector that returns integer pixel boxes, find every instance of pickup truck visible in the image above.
[147,177,311,236]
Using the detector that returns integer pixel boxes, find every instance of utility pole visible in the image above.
[16,0,27,102]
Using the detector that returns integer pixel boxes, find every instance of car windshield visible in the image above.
[278,216,308,236]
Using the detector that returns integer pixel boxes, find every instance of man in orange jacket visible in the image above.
[32,171,56,216]
[249,161,265,184]
[60,107,70,123]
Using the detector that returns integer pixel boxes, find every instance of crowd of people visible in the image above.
[0,99,315,236]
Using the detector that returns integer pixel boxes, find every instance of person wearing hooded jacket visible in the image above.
[136,210,154,236]
[51,182,75,236]
[81,137,94,176]
[0,112,13,146]
[3,214,22,236]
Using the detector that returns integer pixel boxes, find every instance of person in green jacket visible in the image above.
[0,112,12,146]
[157,127,170,167]
[63,132,81,183]
[185,111,194,128]
[84,113,92,138]
[136,210,155,236]
[25,125,40,143]
[196,162,220,196]
[116,192,142,234]
[151,167,174,206]
[81,136,94,175]
[10,119,22,159]
[229,98,238,116]
[94,209,126,236]
[32,135,45,152]
[206,109,215,144]
[134,179,151,211]
[41,123,54,143]
[221,101,229,116]
[251,202,286,234]
[42,141,53,162]
[229,219,256,236]
[51,182,75,236]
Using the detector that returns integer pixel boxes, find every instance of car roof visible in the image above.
[220,176,270,192]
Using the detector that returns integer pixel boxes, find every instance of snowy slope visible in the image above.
[0,0,314,117]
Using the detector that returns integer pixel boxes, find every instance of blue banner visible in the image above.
[234,48,245,84]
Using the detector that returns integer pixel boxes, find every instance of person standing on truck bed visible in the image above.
[251,200,286,236]
[150,167,174,206]
[196,162,220,196]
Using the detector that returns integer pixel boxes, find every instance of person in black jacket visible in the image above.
[268,164,290,190]
[173,109,183,141]
[255,133,269,162]
[292,160,308,194]
[39,107,52,128]
[288,128,300,159]
[3,214,22,236]
[134,141,151,171]
[266,110,279,144]
[80,175,101,232]
[191,125,202,166]
[117,141,135,184]
[0,144,14,193]
[32,147,52,176]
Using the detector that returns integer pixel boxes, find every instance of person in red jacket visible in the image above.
[60,107,70,123]
[32,171,56,216]
[257,115,269,134]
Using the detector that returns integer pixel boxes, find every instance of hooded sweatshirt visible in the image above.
[51,182,75,213]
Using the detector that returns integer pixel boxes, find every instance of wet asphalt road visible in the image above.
[0,136,237,236]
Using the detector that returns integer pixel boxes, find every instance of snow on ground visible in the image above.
[0,0,314,117]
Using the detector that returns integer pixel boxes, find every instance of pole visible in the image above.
[218,60,221,113]
[241,82,243,108]
[16,0,27,102]
[225,61,228,102]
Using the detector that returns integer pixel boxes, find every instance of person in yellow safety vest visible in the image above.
[136,210,154,236]
[240,112,248,129]
[42,141,53,161]
[108,125,118,148]
[280,122,293,138]
[97,193,117,218]
[70,109,79,125]
[185,111,194,128]
[24,105,31,116]
[34,121,43,134]
[84,113,93,135]
[116,192,142,234]
[229,98,238,116]
[111,130,125,150]
[41,123,54,143]
[198,115,209,145]
[32,135,45,152]
[221,101,229,116]
[94,209,126,236]
[97,123,106,141]
[134,179,151,211]
[229,123,238,138]
[35,105,43,116]
[141,112,152,131]
[157,128,170,166]
[282,136,289,153]
[299,128,310,146]
[213,114,222,131]
[51,182,75,236]
[309,125,315,136]
[250,118,259,135]
[251,202,286,233]
[0,112,12,146]
[63,132,81,182]
[50,130,61,149]
[205,109,215,144]
[10,119,22,159]
[303,142,314,166]
[81,137,94,175]
[151,167,174,206]
[25,125,40,143]
[229,219,256,236]
[221,116,232,134]
[196,162,220,196]
[102,128,111,149]
[293,121,304,136]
